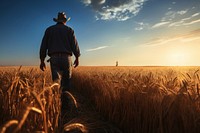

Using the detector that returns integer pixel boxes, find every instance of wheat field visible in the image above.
[0,66,200,133]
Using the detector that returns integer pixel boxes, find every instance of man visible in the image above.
[39,12,80,92]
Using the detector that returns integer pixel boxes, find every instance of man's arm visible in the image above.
[73,56,79,68]
[70,29,81,68]
[70,29,80,56]
[39,30,48,71]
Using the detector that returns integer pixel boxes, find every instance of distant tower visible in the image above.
[116,61,118,67]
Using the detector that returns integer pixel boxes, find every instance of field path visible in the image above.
[61,90,123,133]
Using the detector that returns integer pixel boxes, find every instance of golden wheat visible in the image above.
[72,66,200,133]
[13,107,42,133]
[0,120,18,133]
[63,91,78,109]
[1,66,200,133]
[64,122,88,133]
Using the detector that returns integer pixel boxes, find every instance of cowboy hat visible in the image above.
[53,12,70,22]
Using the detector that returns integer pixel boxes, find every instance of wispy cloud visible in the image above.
[135,22,149,31]
[151,21,170,29]
[162,9,188,21]
[141,37,179,46]
[168,12,200,27]
[183,18,200,25]
[150,6,200,28]
[82,0,148,21]
[192,12,200,17]
[172,2,176,5]
[141,28,200,46]
[181,36,200,42]
[168,20,184,27]
[86,45,109,52]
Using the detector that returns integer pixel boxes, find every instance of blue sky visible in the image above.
[0,0,200,66]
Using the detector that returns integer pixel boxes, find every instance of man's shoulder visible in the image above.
[63,25,75,33]
[65,25,74,31]
[46,24,57,30]
[44,25,54,33]
[48,24,73,30]
[45,24,74,33]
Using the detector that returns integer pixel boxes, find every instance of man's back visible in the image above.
[45,24,74,55]
[40,23,80,60]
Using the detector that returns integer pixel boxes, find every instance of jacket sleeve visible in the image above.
[40,29,48,61]
[69,29,80,58]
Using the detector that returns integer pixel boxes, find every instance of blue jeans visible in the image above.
[50,56,72,92]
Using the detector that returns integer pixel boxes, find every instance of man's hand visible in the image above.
[40,61,46,71]
[73,57,79,68]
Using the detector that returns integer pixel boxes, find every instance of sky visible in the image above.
[0,0,200,66]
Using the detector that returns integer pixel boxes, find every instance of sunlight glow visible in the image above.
[167,50,189,66]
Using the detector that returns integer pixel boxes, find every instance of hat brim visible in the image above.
[53,17,70,22]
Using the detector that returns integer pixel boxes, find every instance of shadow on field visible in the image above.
[60,90,123,133]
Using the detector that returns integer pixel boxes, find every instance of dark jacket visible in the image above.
[40,23,80,60]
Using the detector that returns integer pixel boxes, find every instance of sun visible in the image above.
[166,50,190,66]
[171,52,186,65]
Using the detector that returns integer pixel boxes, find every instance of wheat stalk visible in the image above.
[0,120,18,133]
[64,123,88,133]
[31,91,48,133]
[38,83,60,96]
[13,107,42,133]
[63,91,78,109]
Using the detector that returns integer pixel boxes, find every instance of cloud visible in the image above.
[183,18,200,25]
[162,9,188,21]
[151,21,170,29]
[181,36,200,42]
[151,9,200,28]
[192,12,200,17]
[177,10,188,15]
[141,28,200,46]
[135,27,143,31]
[141,37,179,46]
[168,12,200,27]
[136,10,200,30]
[135,22,149,31]
[82,0,148,21]
[83,0,91,5]
[168,20,184,27]
[86,45,109,52]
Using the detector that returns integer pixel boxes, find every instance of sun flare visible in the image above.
[167,50,189,66]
